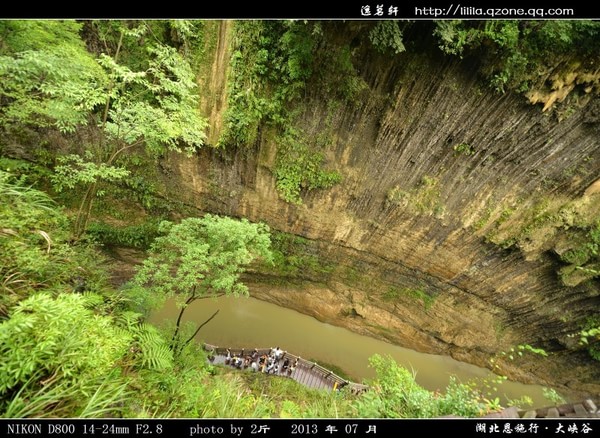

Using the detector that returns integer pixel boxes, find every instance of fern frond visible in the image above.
[131,322,173,371]
[115,311,142,330]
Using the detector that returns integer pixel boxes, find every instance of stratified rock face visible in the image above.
[158,22,600,398]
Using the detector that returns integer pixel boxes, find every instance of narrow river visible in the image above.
[151,295,554,407]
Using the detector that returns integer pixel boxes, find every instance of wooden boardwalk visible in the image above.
[204,344,368,394]
[204,344,598,419]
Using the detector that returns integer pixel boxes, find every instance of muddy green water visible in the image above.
[151,295,555,407]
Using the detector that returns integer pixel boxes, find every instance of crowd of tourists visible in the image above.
[223,346,300,377]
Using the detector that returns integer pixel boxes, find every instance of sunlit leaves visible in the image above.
[132,215,272,303]
[353,354,490,418]
[96,42,207,156]
[0,21,211,238]
[0,46,107,133]
[51,155,130,192]
[0,293,131,394]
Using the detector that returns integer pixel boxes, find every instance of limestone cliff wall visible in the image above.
[157,22,600,398]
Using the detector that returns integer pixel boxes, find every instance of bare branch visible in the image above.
[181,309,220,350]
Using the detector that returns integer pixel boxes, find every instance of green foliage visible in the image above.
[133,215,272,302]
[87,220,161,249]
[88,20,207,75]
[580,326,600,345]
[354,354,435,418]
[0,293,131,416]
[386,176,444,217]
[0,21,86,54]
[219,21,313,147]
[492,344,548,363]
[382,286,436,310]
[353,355,489,418]
[542,387,566,405]
[0,170,63,231]
[453,142,475,156]
[274,129,342,204]
[222,20,366,148]
[113,167,164,212]
[0,293,131,393]
[579,317,600,362]
[0,20,208,237]
[314,41,367,103]
[516,344,548,357]
[116,311,173,371]
[97,42,207,155]
[0,171,110,311]
[221,21,347,204]
[438,377,493,416]
[559,221,600,284]
[368,21,405,55]
[2,370,131,418]
[0,21,107,132]
[588,345,600,361]
[434,20,479,56]
[129,367,265,418]
[262,231,333,280]
[51,154,130,192]
[506,395,533,409]
[433,20,600,94]
[0,157,52,186]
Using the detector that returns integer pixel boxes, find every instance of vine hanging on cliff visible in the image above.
[219,21,357,204]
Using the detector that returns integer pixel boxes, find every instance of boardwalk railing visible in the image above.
[203,345,599,419]
[203,343,369,394]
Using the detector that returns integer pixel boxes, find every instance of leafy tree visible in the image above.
[0,21,91,55]
[368,21,405,55]
[0,20,208,237]
[132,215,272,352]
[0,21,106,132]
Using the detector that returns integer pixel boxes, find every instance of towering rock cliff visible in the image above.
[158,22,600,398]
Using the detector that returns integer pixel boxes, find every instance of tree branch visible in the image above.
[181,309,220,350]
[171,285,197,344]
[101,29,124,134]
[107,139,146,165]
[195,292,226,301]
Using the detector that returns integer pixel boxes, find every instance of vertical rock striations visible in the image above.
[159,22,600,398]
